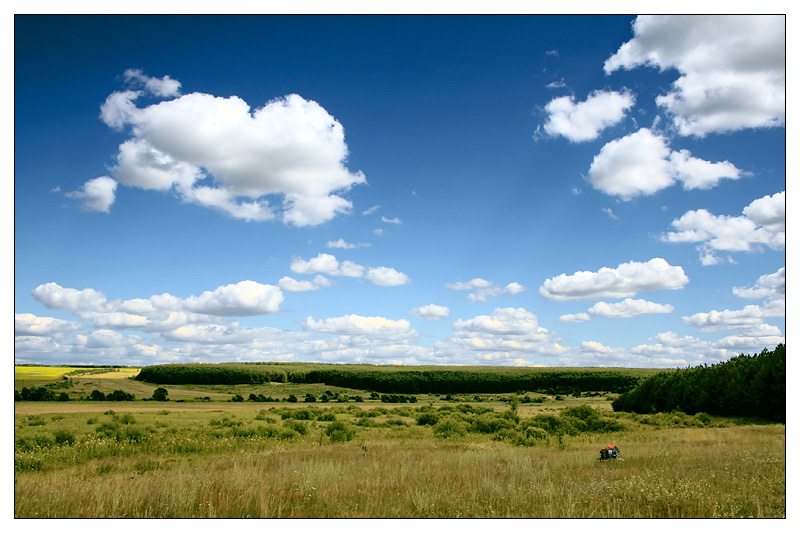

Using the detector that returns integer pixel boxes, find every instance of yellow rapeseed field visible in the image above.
[14,366,75,380]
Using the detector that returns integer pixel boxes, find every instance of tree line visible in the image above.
[135,362,658,395]
[612,345,785,422]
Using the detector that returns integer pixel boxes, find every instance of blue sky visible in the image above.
[14,15,786,368]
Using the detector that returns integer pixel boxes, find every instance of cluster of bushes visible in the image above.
[380,394,417,403]
[613,345,785,422]
[88,389,135,401]
[417,403,624,446]
[15,387,69,402]
[248,393,280,402]
[136,362,657,395]
[304,390,365,403]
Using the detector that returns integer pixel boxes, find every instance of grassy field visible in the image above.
[14,367,785,518]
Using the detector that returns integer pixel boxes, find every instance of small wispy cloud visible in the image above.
[326,239,371,249]
[602,207,619,220]
[362,205,380,215]
[381,216,402,225]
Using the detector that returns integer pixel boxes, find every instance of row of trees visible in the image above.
[612,345,785,422]
[136,362,655,395]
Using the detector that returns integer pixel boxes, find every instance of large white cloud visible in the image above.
[588,298,674,318]
[682,304,783,333]
[433,307,566,365]
[605,15,785,136]
[541,90,635,142]
[733,267,785,302]
[182,280,284,316]
[289,253,408,286]
[539,258,688,302]
[15,313,82,338]
[454,308,541,335]
[90,72,366,225]
[32,280,284,326]
[302,314,418,341]
[365,267,411,287]
[662,191,785,263]
[587,128,742,199]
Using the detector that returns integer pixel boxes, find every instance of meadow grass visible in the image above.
[14,399,785,518]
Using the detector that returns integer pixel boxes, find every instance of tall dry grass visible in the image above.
[14,419,784,518]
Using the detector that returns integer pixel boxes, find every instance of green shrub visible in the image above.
[255,410,278,422]
[432,416,467,439]
[118,426,148,442]
[52,429,76,446]
[118,413,136,425]
[316,411,336,422]
[282,408,315,421]
[95,421,120,438]
[469,413,516,434]
[89,390,106,401]
[325,421,356,443]
[210,417,242,427]
[416,413,439,426]
[26,415,46,427]
[284,420,309,435]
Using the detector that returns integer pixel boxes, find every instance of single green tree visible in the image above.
[152,387,169,401]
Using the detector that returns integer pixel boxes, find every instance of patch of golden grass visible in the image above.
[13,402,785,518]
[84,369,141,380]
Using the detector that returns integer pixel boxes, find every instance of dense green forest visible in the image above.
[135,362,660,395]
[612,345,785,422]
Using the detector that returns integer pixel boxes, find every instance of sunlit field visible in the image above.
[14,368,785,518]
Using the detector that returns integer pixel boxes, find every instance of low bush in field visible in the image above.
[52,429,76,446]
[325,421,356,443]
[416,413,439,426]
[283,420,309,435]
[432,416,468,439]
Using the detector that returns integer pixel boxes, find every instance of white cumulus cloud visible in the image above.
[65,176,118,213]
[278,275,333,293]
[605,15,785,136]
[559,312,591,323]
[733,267,785,302]
[92,73,366,225]
[588,298,674,318]
[32,280,283,325]
[539,258,688,302]
[411,304,451,320]
[15,313,82,337]
[541,90,635,142]
[365,267,411,287]
[587,128,742,200]
[662,191,785,263]
[682,304,783,334]
[446,278,526,302]
[302,314,418,340]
